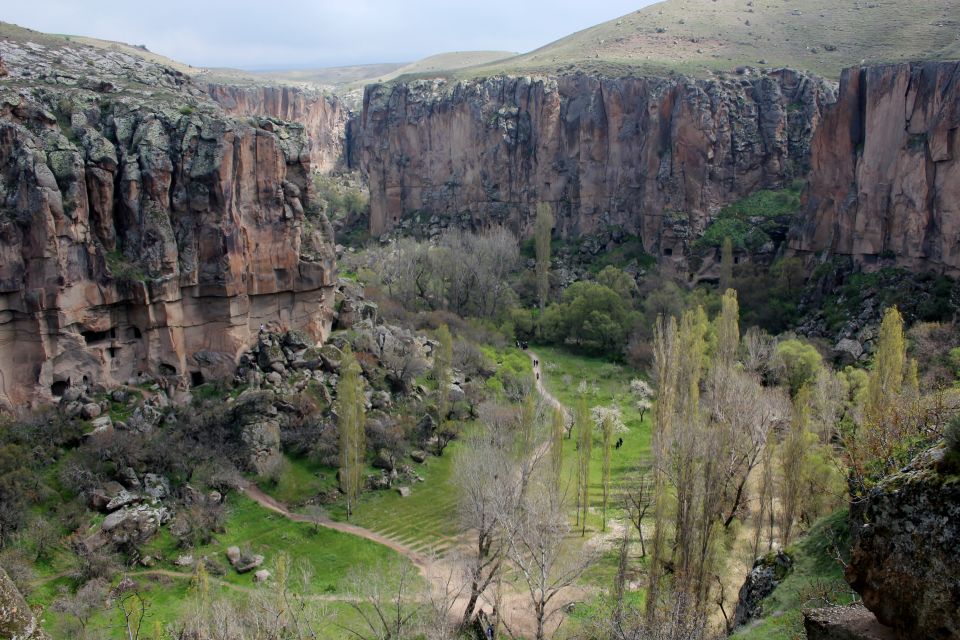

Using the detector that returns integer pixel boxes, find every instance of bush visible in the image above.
[777,339,823,395]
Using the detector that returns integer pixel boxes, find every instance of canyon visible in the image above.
[353,61,960,276]
[2,22,959,406]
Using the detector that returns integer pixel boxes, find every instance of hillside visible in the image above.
[462,0,960,79]
[348,50,516,86]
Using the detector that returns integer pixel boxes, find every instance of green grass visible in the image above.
[695,186,803,253]
[345,439,463,556]
[731,509,855,640]
[585,234,657,274]
[257,455,338,506]
[34,494,416,639]
[533,345,652,585]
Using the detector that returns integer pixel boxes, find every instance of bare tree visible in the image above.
[454,432,512,629]
[52,578,109,638]
[499,475,591,640]
[622,471,654,558]
[340,560,423,640]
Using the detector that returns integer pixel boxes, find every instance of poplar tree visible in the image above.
[338,347,366,519]
[714,288,740,367]
[534,202,554,313]
[865,306,905,426]
[719,236,734,293]
[600,410,615,532]
[433,324,453,455]
[575,397,592,536]
[551,405,565,484]
[779,385,811,544]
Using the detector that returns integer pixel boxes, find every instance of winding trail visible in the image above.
[238,481,429,571]
[528,350,567,418]
[234,350,580,636]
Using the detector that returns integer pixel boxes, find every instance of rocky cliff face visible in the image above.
[0,34,336,408]
[353,70,834,257]
[206,84,350,174]
[791,61,960,275]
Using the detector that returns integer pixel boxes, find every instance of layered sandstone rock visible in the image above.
[206,84,350,173]
[0,35,336,407]
[353,70,834,257]
[791,61,960,274]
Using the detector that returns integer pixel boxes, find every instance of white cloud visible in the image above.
[3,0,661,68]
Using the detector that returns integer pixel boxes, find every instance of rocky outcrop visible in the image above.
[732,550,793,628]
[791,61,960,275]
[845,443,960,640]
[804,604,896,640]
[353,70,833,257]
[0,566,49,640]
[0,35,337,407]
[207,84,350,173]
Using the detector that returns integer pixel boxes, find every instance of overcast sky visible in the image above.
[4,1,661,69]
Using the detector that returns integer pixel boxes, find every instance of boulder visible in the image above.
[119,466,141,489]
[253,569,271,583]
[410,450,428,464]
[833,338,864,365]
[174,554,194,567]
[231,390,283,476]
[142,474,170,500]
[226,546,241,567]
[235,554,264,574]
[105,490,142,512]
[732,550,793,628]
[258,344,286,371]
[319,344,343,372]
[396,486,411,498]
[371,390,392,410]
[804,604,896,640]
[372,448,396,471]
[0,566,50,640]
[845,442,960,640]
[282,330,312,349]
[81,403,102,419]
[89,416,113,433]
[99,504,171,546]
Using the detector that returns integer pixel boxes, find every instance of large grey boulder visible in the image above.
[732,550,793,628]
[231,390,283,476]
[804,604,895,640]
[0,566,50,639]
[846,442,960,640]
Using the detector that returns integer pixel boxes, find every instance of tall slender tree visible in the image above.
[551,406,565,484]
[575,397,592,536]
[600,410,615,532]
[865,306,905,426]
[719,236,734,293]
[534,202,554,314]
[337,347,366,519]
[433,324,454,455]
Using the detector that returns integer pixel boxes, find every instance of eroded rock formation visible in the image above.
[0,566,49,640]
[0,34,336,407]
[353,70,834,257]
[207,83,350,173]
[846,443,960,639]
[791,61,960,274]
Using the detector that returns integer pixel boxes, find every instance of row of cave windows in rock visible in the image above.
[81,326,143,344]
